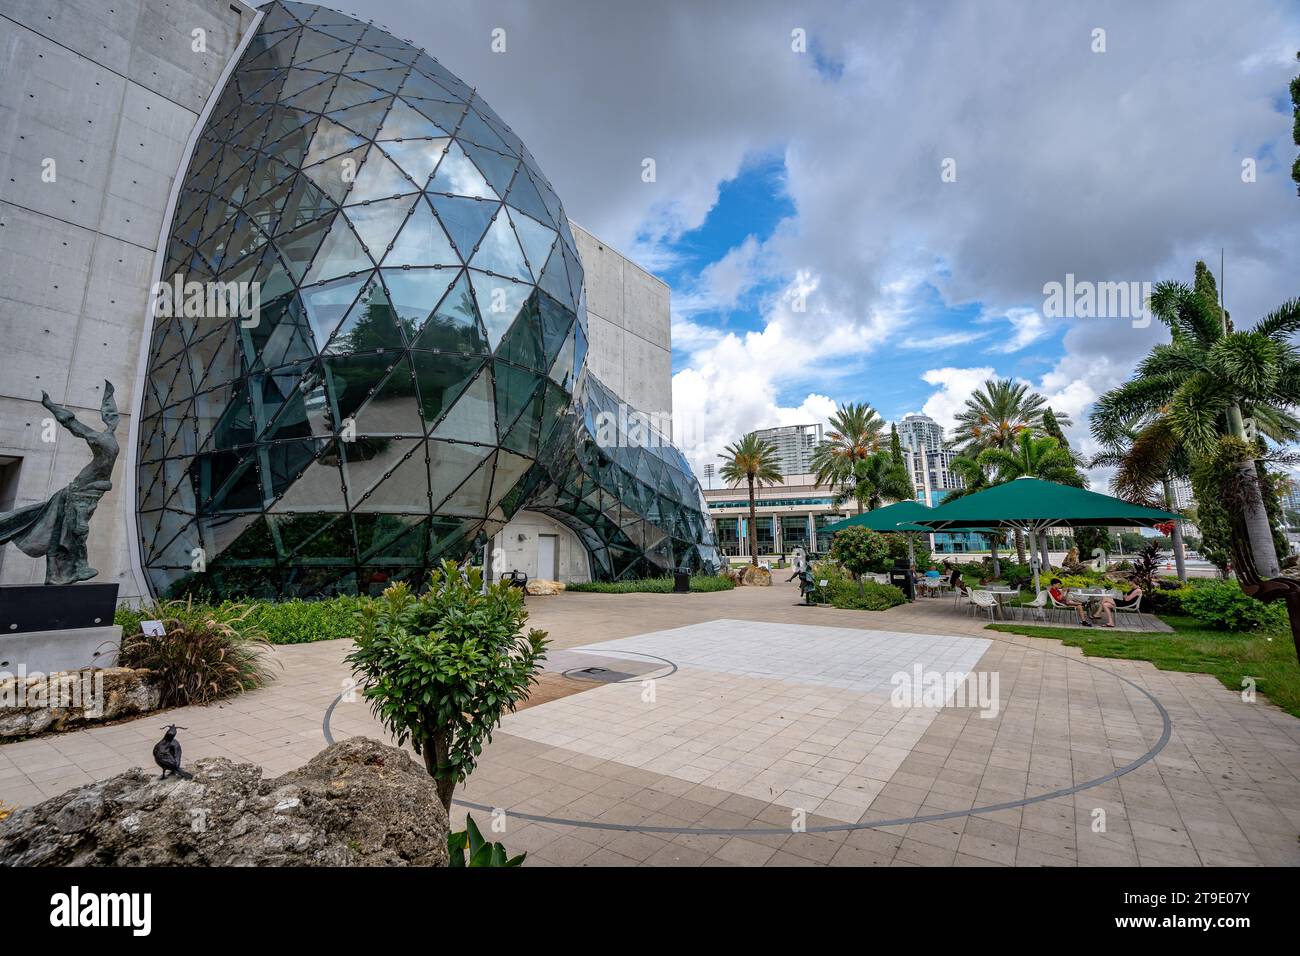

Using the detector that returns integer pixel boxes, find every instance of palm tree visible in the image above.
[1089,418,1193,580]
[719,433,784,566]
[1092,262,1300,578]
[978,431,1078,570]
[832,450,914,514]
[811,403,886,498]
[950,379,1070,458]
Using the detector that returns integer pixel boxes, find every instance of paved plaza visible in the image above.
[3,582,1299,866]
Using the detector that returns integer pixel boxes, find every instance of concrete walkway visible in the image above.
[2,582,1298,867]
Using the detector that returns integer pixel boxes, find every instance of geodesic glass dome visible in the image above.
[134,0,717,598]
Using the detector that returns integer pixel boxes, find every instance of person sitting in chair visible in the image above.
[1089,580,1143,629]
[1047,578,1091,626]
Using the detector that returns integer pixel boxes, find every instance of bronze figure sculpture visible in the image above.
[0,382,120,585]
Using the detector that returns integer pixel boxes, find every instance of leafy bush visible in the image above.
[448,814,525,867]
[830,527,890,580]
[566,574,735,593]
[118,598,274,707]
[1179,581,1287,632]
[116,596,364,645]
[346,561,548,812]
[1000,563,1034,587]
[830,579,907,610]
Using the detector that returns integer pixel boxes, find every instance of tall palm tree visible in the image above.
[811,402,886,496]
[832,450,914,514]
[719,433,784,566]
[1092,262,1300,578]
[950,379,1070,458]
[978,431,1078,570]
[1090,418,1193,580]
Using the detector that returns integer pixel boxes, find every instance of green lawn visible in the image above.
[987,614,1300,718]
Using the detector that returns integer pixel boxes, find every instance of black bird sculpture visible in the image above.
[153,725,191,780]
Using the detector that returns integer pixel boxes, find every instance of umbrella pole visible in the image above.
[908,534,916,566]
[990,538,1000,580]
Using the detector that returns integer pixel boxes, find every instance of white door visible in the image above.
[537,534,558,580]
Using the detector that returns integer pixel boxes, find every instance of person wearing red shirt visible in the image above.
[1048,578,1090,626]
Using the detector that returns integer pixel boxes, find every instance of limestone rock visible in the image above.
[0,667,161,739]
[0,738,449,867]
[525,579,565,595]
[740,565,772,587]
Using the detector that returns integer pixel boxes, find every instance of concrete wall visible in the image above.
[0,0,255,600]
[494,223,674,583]
[492,511,590,584]
[570,222,672,419]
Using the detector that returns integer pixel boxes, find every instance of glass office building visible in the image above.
[135,1,716,597]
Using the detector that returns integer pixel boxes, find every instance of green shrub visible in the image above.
[243,597,364,643]
[816,576,907,611]
[1180,582,1287,631]
[830,527,890,580]
[118,598,274,707]
[346,561,548,812]
[566,574,735,594]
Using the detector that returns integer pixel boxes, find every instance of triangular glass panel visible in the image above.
[275,214,336,282]
[382,198,458,267]
[301,216,374,285]
[537,242,575,309]
[300,274,370,349]
[469,215,531,282]
[302,116,365,167]
[428,195,497,259]
[504,167,554,227]
[406,96,467,135]
[352,68,408,95]
[301,144,367,204]
[439,451,495,518]
[345,195,418,259]
[325,75,388,113]
[352,356,423,436]
[409,270,488,354]
[469,271,530,350]
[410,352,483,426]
[490,450,533,502]
[507,208,556,279]
[459,140,518,199]
[429,369,495,443]
[324,280,405,355]
[428,442,492,511]
[268,441,347,512]
[344,437,424,509]
[455,107,511,153]
[378,137,448,188]
[427,141,495,199]
[373,269,450,343]
[345,146,418,204]
[328,96,394,141]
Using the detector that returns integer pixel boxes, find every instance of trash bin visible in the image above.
[673,570,691,593]
[888,566,914,601]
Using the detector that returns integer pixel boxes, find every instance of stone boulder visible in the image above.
[740,565,772,587]
[525,578,565,595]
[0,738,449,867]
[0,667,161,739]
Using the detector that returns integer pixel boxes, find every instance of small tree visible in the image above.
[830,527,889,592]
[346,560,548,813]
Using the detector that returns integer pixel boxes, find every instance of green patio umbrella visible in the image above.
[906,476,1181,593]
[824,500,999,567]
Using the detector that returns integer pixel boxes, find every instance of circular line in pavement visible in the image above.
[322,636,1172,836]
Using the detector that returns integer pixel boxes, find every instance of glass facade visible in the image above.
[135,1,716,598]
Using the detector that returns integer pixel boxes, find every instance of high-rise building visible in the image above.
[895,413,963,507]
[753,424,822,477]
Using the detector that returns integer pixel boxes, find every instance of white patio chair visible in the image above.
[969,589,999,622]
[1019,589,1048,623]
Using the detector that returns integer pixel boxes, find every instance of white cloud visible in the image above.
[919,366,997,434]
[986,308,1050,353]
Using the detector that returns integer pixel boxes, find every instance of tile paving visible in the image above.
[2,581,1298,866]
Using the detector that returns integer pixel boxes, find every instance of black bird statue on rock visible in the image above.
[153,725,191,780]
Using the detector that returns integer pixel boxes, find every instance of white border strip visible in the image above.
[123,8,266,603]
